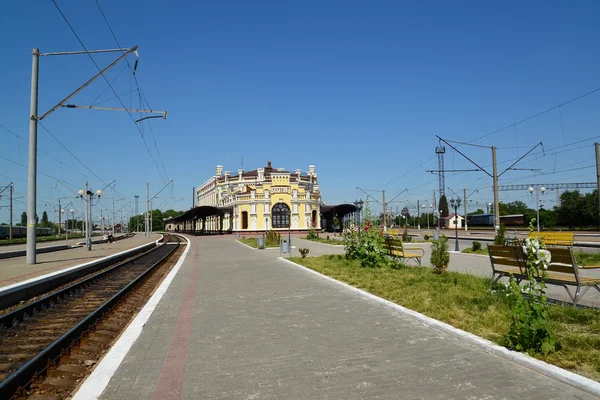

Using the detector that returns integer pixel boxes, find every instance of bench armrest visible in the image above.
[578,265,600,269]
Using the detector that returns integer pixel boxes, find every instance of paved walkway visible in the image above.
[0,233,161,288]
[99,236,595,399]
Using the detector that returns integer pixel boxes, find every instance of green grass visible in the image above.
[303,236,343,245]
[291,255,600,381]
[0,234,88,246]
[238,237,279,248]
[574,251,600,266]
[461,246,489,255]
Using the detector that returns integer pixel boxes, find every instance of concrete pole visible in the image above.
[463,188,468,231]
[150,201,153,234]
[101,209,104,233]
[596,142,600,230]
[492,146,500,231]
[86,180,92,251]
[58,199,61,238]
[382,190,386,232]
[9,184,13,240]
[112,199,115,236]
[417,200,420,229]
[536,187,540,232]
[26,48,40,264]
[146,183,149,237]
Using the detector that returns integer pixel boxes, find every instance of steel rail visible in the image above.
[0,236,180,399]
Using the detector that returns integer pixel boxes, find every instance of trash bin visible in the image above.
[257,235,265,248]
[280,238,290,254]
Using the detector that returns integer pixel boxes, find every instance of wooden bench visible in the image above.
[488,245,600,306]
[488,245,526,289]
[384,236,425,266]
[528,231,574,247]
[544,247,600,306]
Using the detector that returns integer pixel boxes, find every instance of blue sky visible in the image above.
[1,0,600,223]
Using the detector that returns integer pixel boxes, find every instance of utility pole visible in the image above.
[192,187,195,209]
[417,200,420,229]
[9,184,13,240]
[101,209,104,233]
[25,45,152,264]
[58,199,62,238]
[492,146,500,230]
[134,195,139,233]
[146,183,149,237]
[26,48,40,264]
[382,190,387,232]
[463,188,468,231]
[596,142,600,230]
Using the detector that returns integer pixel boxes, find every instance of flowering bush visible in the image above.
[503,219,558,354]
[306,227,319,240]
[343,201,388,268]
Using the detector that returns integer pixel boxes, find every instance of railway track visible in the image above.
[0,234,184,399]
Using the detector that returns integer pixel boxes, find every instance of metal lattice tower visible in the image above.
[435,146,446,197]
[134,195,139,215]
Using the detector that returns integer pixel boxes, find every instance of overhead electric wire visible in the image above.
[51,0,168,184]
[38,121,107,185]
[466,86,600,144]
[0,123,104,184]
[94,0,170,182]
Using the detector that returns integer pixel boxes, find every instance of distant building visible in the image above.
[193,161,322,233]
[444,213,464,229]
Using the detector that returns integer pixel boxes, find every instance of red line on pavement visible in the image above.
[153,246,199,400]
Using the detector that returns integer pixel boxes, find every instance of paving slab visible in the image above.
[99,236,596,399]
[0,233,162,288]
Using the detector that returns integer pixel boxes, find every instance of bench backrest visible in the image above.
[488,245,525,273]
[381,228,401,237]
[546,247,579,278]
[528,231,574,246]
[385,236,404,252]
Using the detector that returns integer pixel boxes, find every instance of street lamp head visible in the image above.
[70,209,74,213]
[540,186,546,193]
[78,189,85,197]
[529,187,534,193]
[449,198,455,208]
[456,198,462,208]
[96,189,102,197]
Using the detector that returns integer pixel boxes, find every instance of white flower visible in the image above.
[537,249,551,268]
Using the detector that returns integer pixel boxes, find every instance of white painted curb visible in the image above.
[72,234,191,400]
[0,234,163,294]
[277,257,600,397]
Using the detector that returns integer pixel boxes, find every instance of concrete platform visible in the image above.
[0,233,162,289]
[79,236,596,399]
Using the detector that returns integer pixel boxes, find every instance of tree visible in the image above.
[21,212,26,226]
[468,209,485,216]
[439,195,449,220]
[42,211,48,224]
[556,190,585,229]
[163,209,183,219]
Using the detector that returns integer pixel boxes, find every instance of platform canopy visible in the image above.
[320,203,358,218]
[165,205,234,224]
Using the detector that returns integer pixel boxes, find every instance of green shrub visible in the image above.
[494,223,506,245]
[472,241,482,251]
[430,235,450,274]
[503,220,557,354]
[343,200,388,268]
[299,248,310,258]
[306,227,319,240]
[266,230,280,243]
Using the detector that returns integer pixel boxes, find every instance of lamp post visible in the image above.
[70,209,74,236]
[529,186,546,232]
[354,198,364,236]
[78,182,102,251]
[449,197,462,251]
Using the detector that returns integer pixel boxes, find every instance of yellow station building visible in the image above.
[192,161,322,233]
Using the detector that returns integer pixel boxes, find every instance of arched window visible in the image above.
[272,203,290,228]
